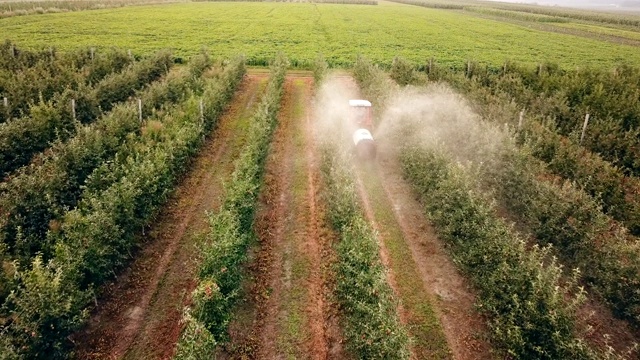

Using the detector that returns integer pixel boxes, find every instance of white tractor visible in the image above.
[349,99,376,160]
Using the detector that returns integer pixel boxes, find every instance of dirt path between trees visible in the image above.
[73,73,268,360]
[73,71,493,360]
[331,74,494,360]
[353,158,493,360]
[371,152,494,360]
[223,74,344,360]
[68,67,640,360]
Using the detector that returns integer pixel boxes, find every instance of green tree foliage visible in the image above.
[0,42,133,123]
[175,54,284,356]
[0,50,172,179]
[353,57,601,358]
[0,54,237,359]
[401,150,592,359]
[437,62,640,177]
[320,145,410,359]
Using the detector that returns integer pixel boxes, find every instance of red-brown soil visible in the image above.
[336,73,494,359]
[72,73,268,360]
[222,75,344,360]
[71,69,640,360]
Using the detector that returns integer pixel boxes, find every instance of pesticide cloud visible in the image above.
[313,74,361,148]
[312,74,512,172]
[375,82,511,168]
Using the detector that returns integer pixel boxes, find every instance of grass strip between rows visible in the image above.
[174,54,288,358]
[354,56,607,359]
[356,164,451,359]
[0,56,245,359]
[319,144,410,359]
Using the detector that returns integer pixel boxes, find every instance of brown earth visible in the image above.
[578,297,640,356]
[72,72,268,360]
[223,74,344,359]
[70,68,640,360]
[376,151,494,360]
[333,74,494,359]
[351,149,494,360]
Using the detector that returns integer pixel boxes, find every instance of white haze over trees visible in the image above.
[488,0,640,11]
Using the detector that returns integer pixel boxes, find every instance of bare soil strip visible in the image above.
[352,151,494,360]
[73,73,269,360]
[330,74,493,359]
[352,166,448,360]
[578,297,640,356]
[224,75,344,359]
[376,149,495,359]
[304,88,345,360]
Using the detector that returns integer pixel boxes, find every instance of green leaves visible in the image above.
[320,144,410,359]
[354,54,599,358]
[0,53,229,359]
[401,149,591,359]
[3,257,90,359]
[0,50,172,180]
[175,55,284,356]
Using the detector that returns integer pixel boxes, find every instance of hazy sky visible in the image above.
[489,0,640,11]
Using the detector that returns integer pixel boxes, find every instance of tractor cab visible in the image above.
[349,99,373,130]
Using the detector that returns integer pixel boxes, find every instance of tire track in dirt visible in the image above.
[352,139,492,360]
[254,77,297,359]
[304,81,345,360]
[224,74,343,359]
[334,73,493,359]
[375,152,493,360]
[73,73,268,360]
[352,173,411,325]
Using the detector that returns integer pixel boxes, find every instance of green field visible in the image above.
[555,21,640,41]
[2,0,640,67]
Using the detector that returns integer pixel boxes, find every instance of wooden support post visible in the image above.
[199,100,204,123]
[518,109,525,130]
[90,47,95,61]
[71,99,76,121]
[3,97,7,108]
[138,99,142,122]
[580,113,590,144]
[466,61,471,77]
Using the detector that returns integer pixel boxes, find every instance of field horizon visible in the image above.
[2,0,640,68]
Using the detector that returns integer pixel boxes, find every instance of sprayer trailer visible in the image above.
[349,99,376,160]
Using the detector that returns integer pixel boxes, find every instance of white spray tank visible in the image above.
[349,100,376,159]
[353,128,376,159]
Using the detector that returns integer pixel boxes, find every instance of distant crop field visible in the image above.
[555,22,640,41]
[1,1,640,67]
